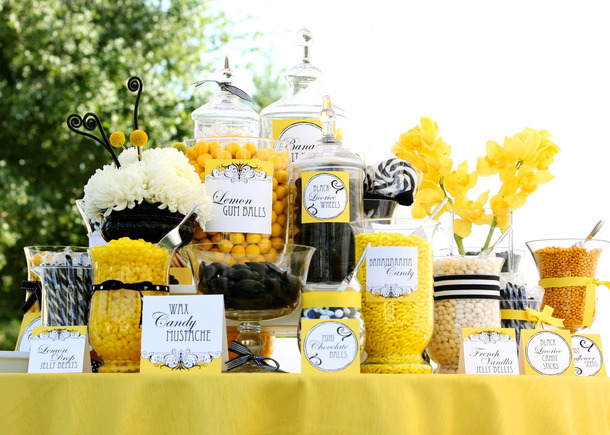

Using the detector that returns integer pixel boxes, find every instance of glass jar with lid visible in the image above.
[191,56,260,138]
[260,29,345,163]
[291,96,364,291]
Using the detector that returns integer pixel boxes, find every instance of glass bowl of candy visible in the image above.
[183,243,315,372]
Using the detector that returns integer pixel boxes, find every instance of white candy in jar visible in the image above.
[427,255,503,373]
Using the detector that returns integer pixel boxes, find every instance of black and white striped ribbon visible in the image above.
[226,341,284,372]
[433,274,501,300]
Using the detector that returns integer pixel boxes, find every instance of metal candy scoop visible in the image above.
[337,243,370,291]
[573,219,604,248]
[157,203,198,251]
[478,224,512,259]
[410,198,448,239]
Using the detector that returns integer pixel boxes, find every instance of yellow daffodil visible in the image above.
[393,128,424,155]
[411,181,447,219]
[489,195,514,233]
[476,140,508,176]
[534,140,560,170]
[393,118,559,254]
[444,161,477,198]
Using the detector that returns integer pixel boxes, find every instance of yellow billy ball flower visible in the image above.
[109,131,126,148]
[130,129,148,147]
[172,142,188,154]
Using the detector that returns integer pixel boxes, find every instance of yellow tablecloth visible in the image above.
[1,373,609,435]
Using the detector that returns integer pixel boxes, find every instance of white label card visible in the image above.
[28,326,92,373]
[204,160,273,234]
[301,318,360,373]
[366,246,418,298]
[459,328,519,375]
[275,120,322,163]
[571,334,606,377]
[303,173,348,220]
[140,295,227,373]
[520,329,574,376]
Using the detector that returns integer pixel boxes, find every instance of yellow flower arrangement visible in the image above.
[392,118,560,254]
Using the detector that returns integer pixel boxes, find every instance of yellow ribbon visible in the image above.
[501,305,565,329]
[538,277,610,328]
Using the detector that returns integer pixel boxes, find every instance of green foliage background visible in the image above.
[0,0,284,348]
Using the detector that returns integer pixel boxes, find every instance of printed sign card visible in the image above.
[28,326,92,373]
[140,295,226,373]
[300,318,361,374]
[458,328,519,375]
[300,171,350,224]
[204,159,273,234]
[571,334,606,377]
[519,329,575,376]
[365,246,419,300]
[15,312,42,352]
[272,118,322,163]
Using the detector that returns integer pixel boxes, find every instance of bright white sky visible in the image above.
[212,0,610,361]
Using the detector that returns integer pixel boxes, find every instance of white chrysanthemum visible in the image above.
[83,163,147,219]
[143,148,213,226]
[82,147,213,228]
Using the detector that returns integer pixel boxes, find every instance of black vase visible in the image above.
[101,202,195,247]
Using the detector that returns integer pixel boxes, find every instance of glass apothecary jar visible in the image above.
[350,218,438,374]
[88,238,170,373]
[428,254,504,373]
[191,56,260,138]
[184,137,290,252]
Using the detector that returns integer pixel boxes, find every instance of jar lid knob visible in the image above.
[220,55,233,83]
[296,28,313,64]
[319,95,340,144]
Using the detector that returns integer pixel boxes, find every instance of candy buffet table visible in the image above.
[1,374,609,435]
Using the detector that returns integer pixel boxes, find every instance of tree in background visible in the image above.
[0,0,284,348]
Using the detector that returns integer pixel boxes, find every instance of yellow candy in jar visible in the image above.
[89,238,170,373]
[355,232,434,374]
[186,139,290,262]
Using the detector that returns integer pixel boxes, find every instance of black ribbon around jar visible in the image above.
[92,280,169,292]
[433,274,501,300]
[226,341,284,372]
[20,280,42,313]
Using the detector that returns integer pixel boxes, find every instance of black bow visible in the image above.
[226,341,284,372]
[193,80,254,103]
[20,280,42,313]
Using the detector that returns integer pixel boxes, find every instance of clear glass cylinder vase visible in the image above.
[428,254,504,373]
[26,246,92,326]
[88,238,171,373]
[350,218,438,374]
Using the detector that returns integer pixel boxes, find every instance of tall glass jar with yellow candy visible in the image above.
[350,218,439,374]
[183,137,290,255]
[89,238,171,373]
